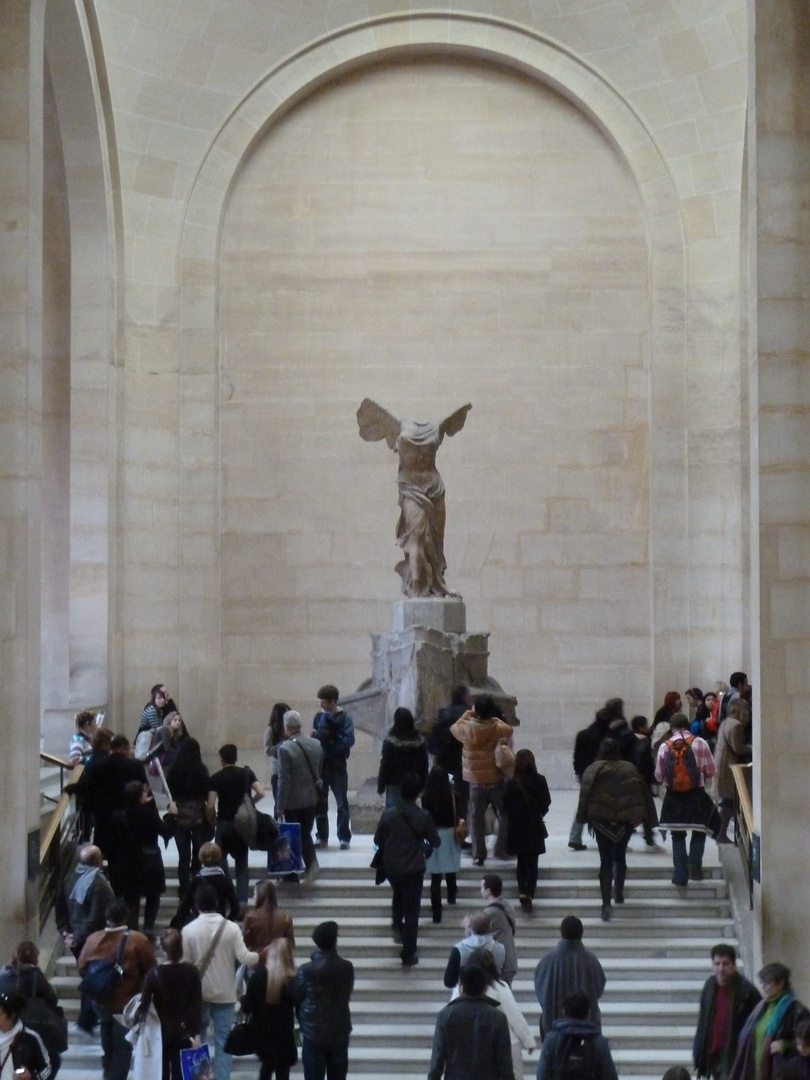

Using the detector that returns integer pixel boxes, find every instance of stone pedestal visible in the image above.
[341,597,517,744]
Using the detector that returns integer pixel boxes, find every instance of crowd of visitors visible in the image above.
[39,670,786,1080]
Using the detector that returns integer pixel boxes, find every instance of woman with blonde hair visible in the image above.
[241,938,298,1080]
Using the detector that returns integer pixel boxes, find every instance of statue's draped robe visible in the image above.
[395,420,449,597]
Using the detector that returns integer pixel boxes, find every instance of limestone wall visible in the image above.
[54,3,750,771]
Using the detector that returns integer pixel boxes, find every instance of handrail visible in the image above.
[730,762,754,908]
[40,750,74,769]
[40,763,83,863]
[730,762,753,835]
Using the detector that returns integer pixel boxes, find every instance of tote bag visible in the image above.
[267,821,304,875]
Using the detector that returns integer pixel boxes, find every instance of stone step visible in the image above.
[45,794,732,1080]
[55,1042,693,1077]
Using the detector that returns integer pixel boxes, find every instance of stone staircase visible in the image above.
[48,793,739,1080]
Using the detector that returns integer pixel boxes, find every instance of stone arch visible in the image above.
[35,0,121,733]
[178,13,688,720]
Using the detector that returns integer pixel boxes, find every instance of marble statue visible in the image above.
[357,398,472,598]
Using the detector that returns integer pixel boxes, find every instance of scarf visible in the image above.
[69,863,101,904]
[765,990,795,1037]
[0,1021,22,1080]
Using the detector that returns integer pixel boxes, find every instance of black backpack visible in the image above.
[550,1033,601,1080]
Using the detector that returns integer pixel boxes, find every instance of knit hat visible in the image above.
[312,920,339,950]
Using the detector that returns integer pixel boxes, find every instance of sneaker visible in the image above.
[339,841,350,850]
[71,1022,97,1040]
[303,861,320,885]
[519,896,533,915]
[473,857,485,867]
[600,904,611,921]
[315,839,328,849]
[568,842,587,852]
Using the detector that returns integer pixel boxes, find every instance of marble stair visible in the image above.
[49,793,738,1080]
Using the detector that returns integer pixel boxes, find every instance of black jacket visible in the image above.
[427,704,467,777]
[428,994,514,1080]
[293,948,354,1045]
[377,734,428,794]
[503,773,551,856]
[373,802,440,879]
[694,972,761,1078]
[572,719,610,781]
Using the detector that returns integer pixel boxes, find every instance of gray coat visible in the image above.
[484,900,518,984]
[277,734,323,814]
[534,938,606,1035]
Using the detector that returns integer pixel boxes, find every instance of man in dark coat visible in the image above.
[693,944,760,1080]
[373,772,440,967]
[70,734,147,869]
[568,699,623,850]
[428,960,514,1080]
[293,921,354,1080]
[55,843,114,1035]
[534,915,606,1036]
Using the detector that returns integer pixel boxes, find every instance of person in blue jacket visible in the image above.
[311,684,355,850]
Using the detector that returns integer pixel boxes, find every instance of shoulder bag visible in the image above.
[494,738,515,778]
[17,969,68,1056]
[79,931,130,1005]
[224,1009,257,1056]
[449,786,467,847]
[197,917,228,979]
[291,739,328,816]
[232,770,258,846]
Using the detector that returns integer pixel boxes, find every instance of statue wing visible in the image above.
[439,403,472,439]
[357,398,401,450]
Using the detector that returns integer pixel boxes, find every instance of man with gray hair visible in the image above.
[277,709,324,882]
[55,843,114,1037]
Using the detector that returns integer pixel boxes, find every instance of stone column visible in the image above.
[751,0,810,994]
[0,0,45,956]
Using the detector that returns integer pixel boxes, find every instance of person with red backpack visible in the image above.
[655,713,719,887]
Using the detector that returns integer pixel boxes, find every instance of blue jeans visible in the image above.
[301,1036,349,1080]
[390,871,424,962]
[316,756,351,844]
[94,1003,132,1080]
[671,830,706,886]
[201,1001,236,1080]
[216,820,249,902]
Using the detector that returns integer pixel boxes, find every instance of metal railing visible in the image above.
[730,761,754,908]
[39,755,84,932]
